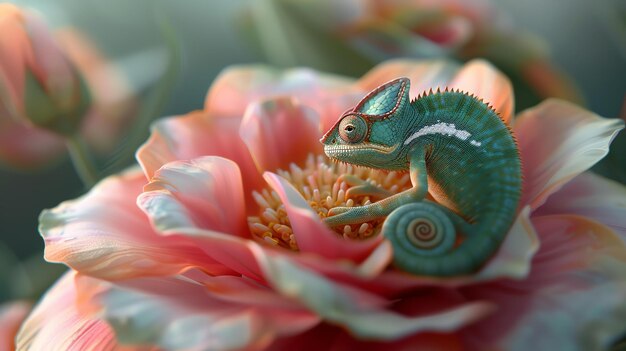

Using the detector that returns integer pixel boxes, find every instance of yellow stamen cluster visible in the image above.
[248,154,412,250]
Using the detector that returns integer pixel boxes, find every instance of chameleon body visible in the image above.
[320,77,521,276]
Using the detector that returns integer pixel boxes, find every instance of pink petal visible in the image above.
[15,272,140,351]
[138,156,248,237]
[462,215,626,350]
[0,301,30,351]
[181,268,310,310]
[448,59,514,124]
[0,109,65,168]
[266,323,464,351]
[514,99,624,210]
[39,168,218,280]
[264,172,383,262]
[529,215,625,281]
[21,10,75,101]
[0,5,35,115]
[204,65,355,118]
[475,206,539,280]
[137,156,272,279]
[497,279,626,351]
[535,172,626,241]
[95,273,319,350]
[206,65,361,141]
[255,249,493,340]
[136,111,263,208]
[162,227,265,282]
[240,97,323,174]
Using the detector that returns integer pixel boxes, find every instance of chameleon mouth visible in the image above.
[323,143,398,159]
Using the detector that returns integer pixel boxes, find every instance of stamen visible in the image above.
[247,153,412,250]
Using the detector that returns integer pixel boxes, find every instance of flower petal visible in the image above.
[0,110,65,168]
[535,172,626,241]
[0,301,30,351]
[499,279,626,351]
[0,5,32,114]
[138,156,248,237]
[15,272,138,351]
[240,97,323,174]
[475,206,539,280]
[463,215,626,350]
[255,249,493,340]
[265,323,464,351]
[162,227,265,282]
[530,215,626,281]
[448,59,515,124]
[514,99,624,210]
[97,273,319,350]
[516,216,626,349]
[136,111,264,209]
[39,168,216,280]
[204,65,355,118]
[137,111,252,178]
[263,172,383,262]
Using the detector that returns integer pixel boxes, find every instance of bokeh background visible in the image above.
[1,0,625,304]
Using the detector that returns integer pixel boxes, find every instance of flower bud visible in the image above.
[0,4,90,136]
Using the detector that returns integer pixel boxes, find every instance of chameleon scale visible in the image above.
[321,77,521,276]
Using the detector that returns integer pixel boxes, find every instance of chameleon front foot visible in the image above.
[324,204,385,227]
[339,174,393,199]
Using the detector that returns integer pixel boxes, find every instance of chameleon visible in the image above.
[320,77,521,276]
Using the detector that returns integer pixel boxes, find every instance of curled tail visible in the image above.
[383,202,505,276]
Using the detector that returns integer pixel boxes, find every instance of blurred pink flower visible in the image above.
[17,60,626,350]
[0,301,30,351]
[244,0,583,109]
[0,4,134,169]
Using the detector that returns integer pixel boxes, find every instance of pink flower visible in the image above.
[0,301,31,351]
[0,4,134,169]
[17,59,626,350]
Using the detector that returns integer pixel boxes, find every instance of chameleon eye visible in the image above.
[338,115,367,143]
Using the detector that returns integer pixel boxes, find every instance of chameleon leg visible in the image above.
[340,174,394,199]
[325,148,428,227]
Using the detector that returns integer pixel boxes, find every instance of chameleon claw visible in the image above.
[327,206,350,217]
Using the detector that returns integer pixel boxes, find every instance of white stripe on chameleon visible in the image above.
[404,122,481,146]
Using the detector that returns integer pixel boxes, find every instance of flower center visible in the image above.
[247,154,412,250]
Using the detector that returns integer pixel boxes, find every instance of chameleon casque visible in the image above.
[320,77,521,276]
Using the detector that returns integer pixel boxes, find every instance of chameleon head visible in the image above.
[320,77,410,169]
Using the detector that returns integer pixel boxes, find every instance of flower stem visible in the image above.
[66,133,99,188]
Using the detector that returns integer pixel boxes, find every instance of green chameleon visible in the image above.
[320,77,521,276]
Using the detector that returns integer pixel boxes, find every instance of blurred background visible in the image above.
[1,0,625,304]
